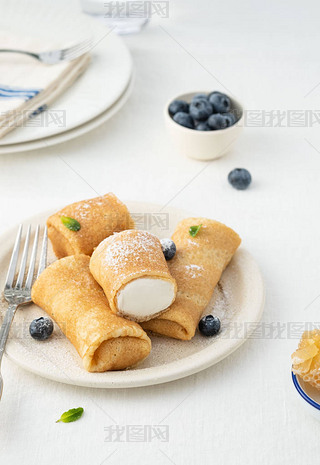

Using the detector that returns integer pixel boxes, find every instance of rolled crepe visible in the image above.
[47,193,134,258]
[141,218,241,340]
[31,255,151,372]
[90,230,177,322]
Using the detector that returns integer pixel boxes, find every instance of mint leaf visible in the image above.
[61,216,81,232]
[56,407,84,423]
[189,224,202,237]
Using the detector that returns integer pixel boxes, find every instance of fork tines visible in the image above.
[4,225,48,293]
[61,38,93,61]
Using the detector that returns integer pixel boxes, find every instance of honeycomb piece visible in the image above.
[292,329,320,388]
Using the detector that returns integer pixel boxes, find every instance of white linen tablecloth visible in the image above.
[1,0,320,463]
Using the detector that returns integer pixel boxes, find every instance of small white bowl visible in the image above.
[165,91,244,161]
[292,371,320,421]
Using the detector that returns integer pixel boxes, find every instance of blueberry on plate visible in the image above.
[223,112,236,127]
[228,168,252,190]
[173,112,194,129]
[196,122,211,131]
[160,238,176,260]
[191,93,208,103]
[168,99,189,117]
[208,92,231,113]
[29,317,54,341]
[208,113,228,130]
[189,98,213,121]
[198,315,221,337]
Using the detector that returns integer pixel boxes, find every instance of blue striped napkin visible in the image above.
[0,36,90,138]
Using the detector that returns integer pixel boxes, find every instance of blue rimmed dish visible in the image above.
[292,371,320,420]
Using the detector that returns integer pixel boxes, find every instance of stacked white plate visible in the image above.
[0,0,133,153]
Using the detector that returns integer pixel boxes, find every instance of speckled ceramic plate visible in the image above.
[0,202,265,388]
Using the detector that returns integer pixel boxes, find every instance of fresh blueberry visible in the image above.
[228,168,252,190]
[168,99,189,117]
[160,238,176,260]
[29,317,54,341]
[196,122,211,131]
[191,93,208,103]
[173,112,194,129]
[223,112,236,127]
[208,92,231,113]
[189,98,213,121]
[207,113,228,130]
[198,315,221,337]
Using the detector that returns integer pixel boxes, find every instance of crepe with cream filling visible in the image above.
[141,218,241,340]
[31,255,151,372]
[89,230,177,322]
[47,193,134,258]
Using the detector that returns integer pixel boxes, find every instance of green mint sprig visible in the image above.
[61,216,81,232]
[189,224,202,237]
[56,407,84,423]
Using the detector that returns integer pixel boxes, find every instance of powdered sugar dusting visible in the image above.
[187,238,200,247]
[101,230,163,280]
[184,264,204,278]
[69,197,109,220]
[161,238,173,250]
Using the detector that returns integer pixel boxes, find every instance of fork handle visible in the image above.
[0,49,39,60]
[0,304,18,400]
[0,304,18,366]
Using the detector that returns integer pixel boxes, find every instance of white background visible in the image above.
[1,0,320,463]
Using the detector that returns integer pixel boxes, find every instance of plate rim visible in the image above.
[0,71,134,154]
[0,16,133,146]
[0,202,265,388]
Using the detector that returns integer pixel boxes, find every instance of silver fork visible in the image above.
[0,38,93,65]
[0,225,48,400]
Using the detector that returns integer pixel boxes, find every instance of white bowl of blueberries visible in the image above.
[165,90,243,161]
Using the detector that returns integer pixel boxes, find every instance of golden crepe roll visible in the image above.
[141,218,241,340]
[47,193,134,258]
[90,230,177,322]
[31,255,151,372]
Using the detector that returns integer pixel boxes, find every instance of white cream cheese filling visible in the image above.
[117,277,175,319]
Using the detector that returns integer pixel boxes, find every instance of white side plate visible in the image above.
[0,73,134,154]
[0,2,133,145]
